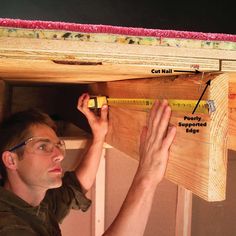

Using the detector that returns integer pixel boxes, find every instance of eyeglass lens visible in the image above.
[26,138,66,156]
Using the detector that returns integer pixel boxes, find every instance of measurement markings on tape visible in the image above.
[88,96,215,114]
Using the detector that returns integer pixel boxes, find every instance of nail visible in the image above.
[102,105,108,110]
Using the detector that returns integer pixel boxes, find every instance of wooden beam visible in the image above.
[0,57,219,83]
[88,73,228,201]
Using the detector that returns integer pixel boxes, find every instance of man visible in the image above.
[0,93,176,236]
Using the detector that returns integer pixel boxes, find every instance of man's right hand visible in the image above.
[137,99,176,186]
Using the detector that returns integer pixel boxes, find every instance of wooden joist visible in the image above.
[88,73,228,201]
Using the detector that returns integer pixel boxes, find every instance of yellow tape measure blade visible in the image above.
[88,97,211,114]
[107,98,155,109]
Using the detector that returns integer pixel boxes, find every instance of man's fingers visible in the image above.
[151,100,168,131]
[155,105,172,141]
[162,125,177,150]
[147,100,168,141]
[146,100,159,139]
[101,105,108,121]
[77,93,89,111]
[77,93,96,121]
[147,100,159,127]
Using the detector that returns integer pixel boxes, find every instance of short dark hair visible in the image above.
[0,109,57,184]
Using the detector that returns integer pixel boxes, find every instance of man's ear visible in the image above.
[2,151,17,170]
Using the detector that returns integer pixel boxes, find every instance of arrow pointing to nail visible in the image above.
[174,69,201,74]
[192,80,211,114]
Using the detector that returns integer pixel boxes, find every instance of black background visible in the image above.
[0,0,235,34]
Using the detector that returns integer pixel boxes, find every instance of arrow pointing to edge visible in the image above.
[192,80,211,114]
[174,69,201,74]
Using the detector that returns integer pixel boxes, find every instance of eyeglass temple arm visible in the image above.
[8,141,26,152]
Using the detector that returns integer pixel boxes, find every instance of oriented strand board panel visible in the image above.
[89,73,228,201]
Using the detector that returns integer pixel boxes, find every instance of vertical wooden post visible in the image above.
[91,148,106,236]
[175,186,192,236]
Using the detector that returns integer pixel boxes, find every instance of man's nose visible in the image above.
[52,146,64,162]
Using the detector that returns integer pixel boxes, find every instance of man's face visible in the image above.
[15,124,65,190]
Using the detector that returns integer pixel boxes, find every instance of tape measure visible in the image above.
[88,96,215,114]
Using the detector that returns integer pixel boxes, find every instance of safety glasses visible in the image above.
[8,137,66,157]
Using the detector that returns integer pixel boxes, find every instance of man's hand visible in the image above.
[138,99,176,186]
[77,93,109,141]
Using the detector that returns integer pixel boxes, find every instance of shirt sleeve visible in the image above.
[43,171,92,223]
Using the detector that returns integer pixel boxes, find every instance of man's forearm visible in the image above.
[75,137,105,192]
[103,172,157,236]
[76,93,108,192]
